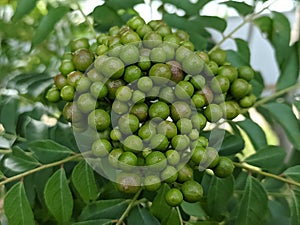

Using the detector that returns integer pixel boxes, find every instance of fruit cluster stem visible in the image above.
[234,162,300,187]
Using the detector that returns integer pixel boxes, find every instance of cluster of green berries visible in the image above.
[46,15,256,207]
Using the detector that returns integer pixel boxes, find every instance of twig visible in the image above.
[234,162,300,187]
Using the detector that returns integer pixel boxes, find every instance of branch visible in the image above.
[209,0,279,53]
[74,0,97,39]
[0,153,83,186]
[234,162,300,187]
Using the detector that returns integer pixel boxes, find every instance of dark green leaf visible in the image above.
[161,208,180,225]
[268,199,291,225]
[237,118,268,150]
[226,38,251,66]
[3,147,40,174]
[4,182,35,225]
[226,50,249,67]
[44,168,73,224]
[162,0,211,17]
[291,188,300,225]
[91,5,123,32]
[221,1,254,16]
[195,16,227,32]
[26,76,53,99]
[186,222,219,225]
[33,6,69,46]
[218,131,245,156]
[235,176,268,225]
[0,136,13,149]
[79,199,128,220]
[0,96,19,134]
[245,146,286,172]
[72,219,112,225]
[276,42,300,91]
[127,206,160,225]
[49,122,78,151]
[21,117,49,140]
[271,12,291,65]
[283,165,300,182]
[12,0,37,21]
[181,201,207,218]
[106,0,143,10]
[150,183,172,220]
[254,16,273,39]
[28,139,73,164]
[250,71,264,98]
[71,160,99,204]
[207,175,234,218]
[263,102,300,150]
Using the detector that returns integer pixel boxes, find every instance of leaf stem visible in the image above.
[116,188,143,225]
[74,0,97,39]
[0,154,83,186]
[234,162,300,187]
[209,0,278,53]
[176,206,184,225]
[253,82,300,107]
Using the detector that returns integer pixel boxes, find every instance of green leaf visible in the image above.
[0,96,19,134]
[206,175,234,218]
[106,0,143,10]
[79,199,128,220]
[91,4,123,32]
[49,122,78,151]
[226,38,251,66]
[268,199,291,225]
[181,201,207,218]
[271,12,291,65]
[150,183,172,220]
[276,42,300,91]
[72,219,112,225]
[237,118,268,150]
[221,1,254,16]
[28,139,73,164]
[226,50,249,67]
[245,146,286,172]
[195,16,227,32]
[162,0,211,17]
[32,6,69,46]
[71,160,99,204]
[44,168,73,224]
[283,165,300,182]
[291,188,300,225]
[262,102,300,150]
[161,208,180,225]
[3,146,40,174]
[12,0,37,21]
[0,136,13,149]
[218,131,245,156]
[186,222,219,225]
[4,182,35,225]
[250,71,264,98]
[254,16,273,40]
[21,117,49,140]
[127,206,160,225]
[235,176,268,225]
